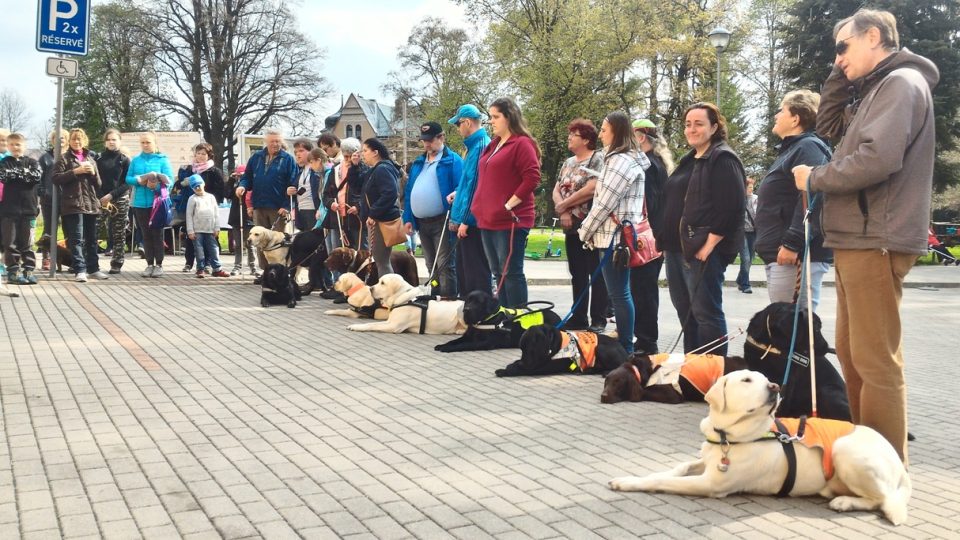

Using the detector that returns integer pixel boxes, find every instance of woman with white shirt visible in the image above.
[578,111,649,353]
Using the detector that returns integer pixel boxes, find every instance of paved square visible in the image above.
[1,256,958,539]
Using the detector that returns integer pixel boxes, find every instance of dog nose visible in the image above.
[768,382,780,393]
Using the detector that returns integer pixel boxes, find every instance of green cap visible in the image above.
[632,119,656,130]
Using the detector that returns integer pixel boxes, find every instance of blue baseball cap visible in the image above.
[448,104,482,125]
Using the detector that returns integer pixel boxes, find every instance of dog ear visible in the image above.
[704,377,726,413]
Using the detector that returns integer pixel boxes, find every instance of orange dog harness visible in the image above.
[774,417,855,479]
[648,353,725,395]
[556,330,600,372]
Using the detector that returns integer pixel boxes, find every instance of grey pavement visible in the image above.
[1,253,959,539]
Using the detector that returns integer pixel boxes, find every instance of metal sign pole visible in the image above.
[49,68,64,278]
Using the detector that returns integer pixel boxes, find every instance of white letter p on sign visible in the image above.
[48,0,79,32]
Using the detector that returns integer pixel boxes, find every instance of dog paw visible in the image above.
[494,369,506,377]
[828,496,875,514]
[609,476,646,492]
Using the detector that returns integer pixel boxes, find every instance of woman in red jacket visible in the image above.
[471,97,541,308]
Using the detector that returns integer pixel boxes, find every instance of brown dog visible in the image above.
[600,353,747,404]
[36,238,74,272]
[325,246,418,287]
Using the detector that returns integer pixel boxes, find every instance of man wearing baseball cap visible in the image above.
[402,121,464,297]
[447,104,493,296]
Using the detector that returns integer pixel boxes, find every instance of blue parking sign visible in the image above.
[36,0,91,56]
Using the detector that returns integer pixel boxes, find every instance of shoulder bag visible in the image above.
[611,198,661,268]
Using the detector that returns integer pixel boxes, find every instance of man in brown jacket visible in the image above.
[793,9,938,465]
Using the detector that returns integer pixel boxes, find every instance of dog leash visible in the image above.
[555,232,617,330]
[494,212,520,300]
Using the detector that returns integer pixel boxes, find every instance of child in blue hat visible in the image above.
[185,174,228,277]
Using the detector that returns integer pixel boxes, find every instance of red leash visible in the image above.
[494,212,519,297]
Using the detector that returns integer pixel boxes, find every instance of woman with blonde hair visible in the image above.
[52,128,103,282]
[126,131,173,277]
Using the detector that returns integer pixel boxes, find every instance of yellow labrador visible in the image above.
[347,274,467,335]
[609,370,910,526]
[323,273,388,320]
[247,226,288,266]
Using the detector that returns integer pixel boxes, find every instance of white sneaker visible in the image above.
[142,265,155,278]
[89,271,110,280]
[152,266,164,278]
[182,264,192,272]
[75,272,88,283]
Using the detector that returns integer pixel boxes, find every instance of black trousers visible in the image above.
[564,230,607,328]
[455,225,492,298]
[1,216,36,272]
[630,256,664,354]
[133,208,165,266]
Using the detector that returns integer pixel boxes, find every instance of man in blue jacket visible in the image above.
[448,105,492,297]
[235,129,298,278]
[403,122,463,298]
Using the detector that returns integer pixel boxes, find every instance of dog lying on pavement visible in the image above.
[260,263,300,308]
[609,370,911,526]
[495,325,628,377]
[600,353,748,404]
[324,246,419,287]
[435,290,562,352]
[323,273,388,320]
[346,274,466,334]
[744,302,851,421]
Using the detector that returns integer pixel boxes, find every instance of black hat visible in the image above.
[419,122,443,141]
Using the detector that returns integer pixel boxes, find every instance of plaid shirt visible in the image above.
[579,150,650,248]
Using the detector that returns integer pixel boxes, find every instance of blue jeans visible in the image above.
[736,231,756,290]
[481,227,528,308]
[766,261,830,312]
[601,261,634,353]
[62,213,99,274]
[193,233,222,271]
[665,250,729,355]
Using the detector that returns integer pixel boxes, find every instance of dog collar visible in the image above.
[745,334,782,359]
[630,365,643,386]
[346,282,366,297]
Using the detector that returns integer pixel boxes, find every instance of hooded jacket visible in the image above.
[472,135,541,230]
[360,160,402,222]
[811,48,939,254]
[0,155,42,217]
[52,150,102,215]
[754,132,833,264]
[451,128,491,228]
[95,149,131,201]
[239,148,298,210]
[126,152,173,208]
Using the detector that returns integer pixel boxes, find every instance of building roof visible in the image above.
[323,94,396,137]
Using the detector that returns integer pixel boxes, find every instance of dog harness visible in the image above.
[478,307,544,331]
[345,282,380,318]
[774,417,854,480]
[554,331,599,372]
[647,354,725,396]
[395,295,435,335]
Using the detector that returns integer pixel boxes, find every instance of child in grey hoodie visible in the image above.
[186,174,228,277]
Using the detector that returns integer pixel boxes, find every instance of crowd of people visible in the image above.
[0,8,939,465]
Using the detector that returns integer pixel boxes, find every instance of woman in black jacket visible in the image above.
[661,103,745,356]
[95,129,130,273]
[359,138,401,277]
[755,90,833,311]
[320,137,367,252]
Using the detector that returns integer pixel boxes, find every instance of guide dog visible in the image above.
[324,247,419,287]
[495,325,628,377]
[609,370,911,526]
[323,273,388,320]
[346,274,466,334]
[435,290,561,352]
[600,353,747,404]
[260,263,300,308]
[248,226,328,293]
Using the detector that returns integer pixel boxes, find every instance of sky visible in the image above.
[0,0,470,137]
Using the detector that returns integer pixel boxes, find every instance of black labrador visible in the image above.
[600,353,747,404]
[744,302,851,421]
[286,228,329,295]
[261,263,301,308]
[495,325,627,377]
[435,291,561,352]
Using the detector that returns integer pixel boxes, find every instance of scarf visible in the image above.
[192,159,214,174]
[71,149,86,162]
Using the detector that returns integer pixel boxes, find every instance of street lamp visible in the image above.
[708,26,732,106]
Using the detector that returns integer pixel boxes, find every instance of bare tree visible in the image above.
[140,0,330,170]
[0,88,32,133]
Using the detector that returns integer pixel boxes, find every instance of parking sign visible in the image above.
[36,0,91,56]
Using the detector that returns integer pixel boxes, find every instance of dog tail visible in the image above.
[881,470,911,526]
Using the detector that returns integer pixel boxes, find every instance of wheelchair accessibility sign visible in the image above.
[46,57,78,79]
[36,0,91,56]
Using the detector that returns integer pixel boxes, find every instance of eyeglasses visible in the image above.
[835,32,863,56]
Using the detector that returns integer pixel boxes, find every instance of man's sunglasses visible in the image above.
[835,32,864,56]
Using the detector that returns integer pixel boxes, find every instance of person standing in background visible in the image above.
[736,177,758,294]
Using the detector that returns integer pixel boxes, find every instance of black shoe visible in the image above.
[108,267,122,275]
[320,289,340,299]
[740,288,753,294]
[588,323,606,334]
[333,294,347,304]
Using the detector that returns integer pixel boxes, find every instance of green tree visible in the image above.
[780,0,960,190]
[62,2,161,150]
